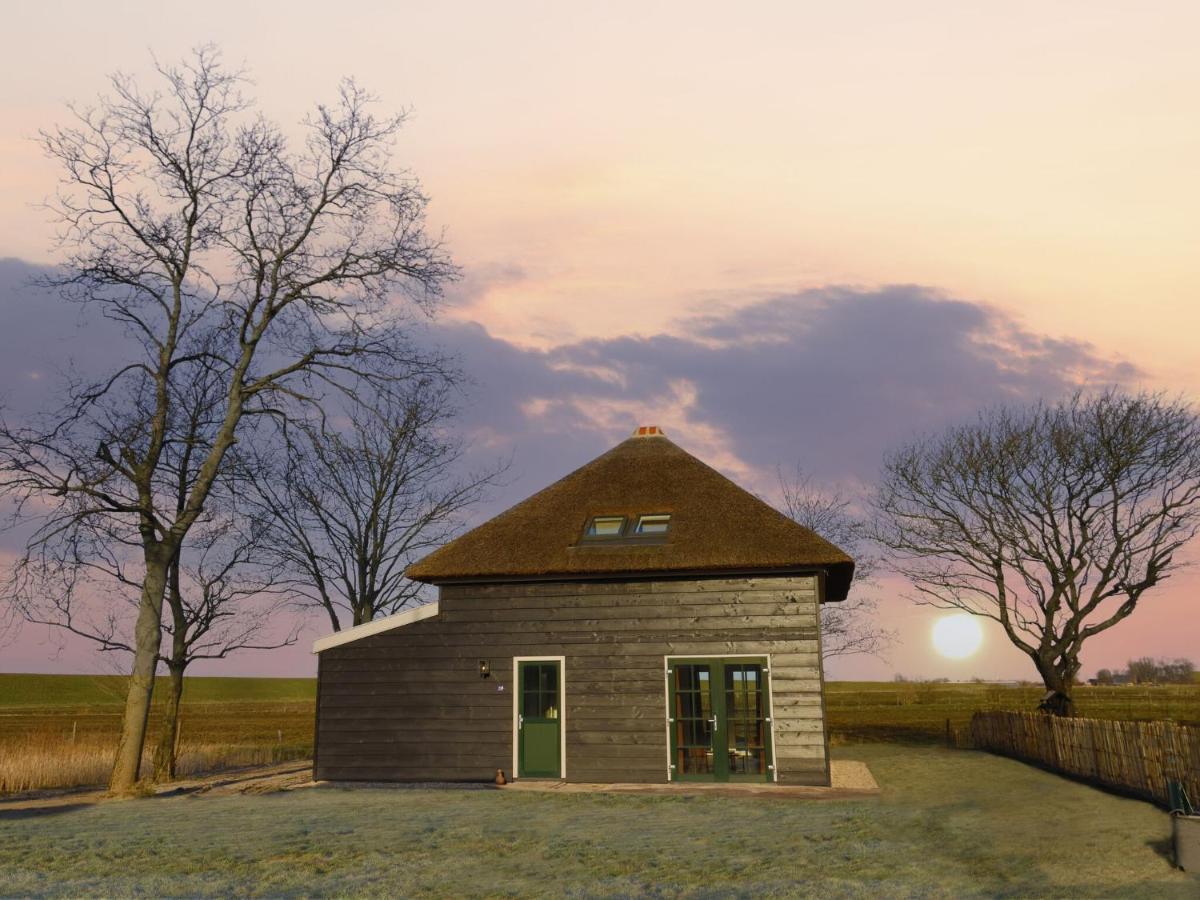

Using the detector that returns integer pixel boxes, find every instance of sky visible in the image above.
[1,2,1198,681]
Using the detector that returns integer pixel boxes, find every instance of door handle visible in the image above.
[518,713,524,729]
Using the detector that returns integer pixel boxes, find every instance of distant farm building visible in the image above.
[312,426,854,786]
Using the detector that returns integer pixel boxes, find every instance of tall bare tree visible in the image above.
[8,510,293,781]
[248,382,502,631]
[1124,656,1195,685]
[6,353,294,780]
[151,520,294,780]
[777,466,896,660]
[0,47,455,792]
[874,390,1200,715]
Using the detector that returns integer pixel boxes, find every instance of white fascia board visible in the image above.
[311,602,440,653]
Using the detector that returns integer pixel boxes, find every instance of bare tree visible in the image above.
[1161,658,1196,684]
[0,47,455,792]
[1125,656,1195,685]
[777,466,896,660]
[248,382,502,632]
[1126,656,1160,685]
[6,506,292,779]
[6,353,294,780]
[153,520,295,780]
[874,390,1200,716]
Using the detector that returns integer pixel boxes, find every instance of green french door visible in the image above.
[518,660,562,778]
[668,658,774,782]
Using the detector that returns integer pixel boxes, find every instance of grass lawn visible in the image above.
[2,744,1195,898]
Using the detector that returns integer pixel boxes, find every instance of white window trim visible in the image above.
[512,656,567,781]
[311,602,439,654]
[662,653,779,783]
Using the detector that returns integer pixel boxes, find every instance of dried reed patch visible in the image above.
[0,702,313,795]
[0,730,115,794]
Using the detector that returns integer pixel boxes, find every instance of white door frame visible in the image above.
[663,654,779,782]
[512,656,567,780]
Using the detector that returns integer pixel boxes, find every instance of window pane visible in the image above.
[523,690,540,718]
[675,662,714,771]
[680,747,713,775]
[634,514,671,534]
[729,748,762,775]
[677,690,697,719]
[679,666,695,692]
[586,516,625,536]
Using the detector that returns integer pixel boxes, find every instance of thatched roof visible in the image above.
[406,427,855,601]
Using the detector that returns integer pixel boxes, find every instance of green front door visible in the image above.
[669,658,774,782]
[518,661,562,778]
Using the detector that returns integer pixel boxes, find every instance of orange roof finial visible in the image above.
[632,425,665,438]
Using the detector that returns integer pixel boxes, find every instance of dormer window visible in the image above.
[634,514,671,535]
[585,516,626,538]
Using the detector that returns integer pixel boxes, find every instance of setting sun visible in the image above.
[932,614,984,660]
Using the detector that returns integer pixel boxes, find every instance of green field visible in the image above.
[1,743,1195,897]
[0,673,316,707]
[826,680,1200,743]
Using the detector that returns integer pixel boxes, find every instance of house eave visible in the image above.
[311,602,440,653]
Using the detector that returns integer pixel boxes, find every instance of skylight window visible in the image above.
[580,513,672,543]
[634,514,671,535]
[585,516,626,537]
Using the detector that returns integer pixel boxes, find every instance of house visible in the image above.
[311,426,854,786]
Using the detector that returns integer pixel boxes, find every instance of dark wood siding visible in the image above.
[315,575,829,785]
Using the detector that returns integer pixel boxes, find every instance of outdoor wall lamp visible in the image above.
[479,659,491,679]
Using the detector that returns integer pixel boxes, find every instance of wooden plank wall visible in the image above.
[316,575,830,785]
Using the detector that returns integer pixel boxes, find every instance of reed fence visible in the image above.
[970,710,1200,808]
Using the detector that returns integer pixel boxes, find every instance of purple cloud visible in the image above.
[440,284,1139,511]
[0,258,1139,516]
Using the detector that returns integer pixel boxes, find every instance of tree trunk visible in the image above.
[152,663,185,781]
[151,555,189,782]
[1034,657,1077,717]
[108,550,170,794]
[1038,690,1075,717]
